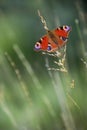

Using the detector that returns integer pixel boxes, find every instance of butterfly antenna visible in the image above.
[38,10,49,31]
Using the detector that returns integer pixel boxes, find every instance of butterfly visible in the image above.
[34,25,71,52]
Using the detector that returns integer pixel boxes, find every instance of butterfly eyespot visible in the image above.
[47,45,52,51]
[63,25,71,32]
[65,26,67,29]
[60,36,68,42]
[35,42,41,50]
[63,25,68,30]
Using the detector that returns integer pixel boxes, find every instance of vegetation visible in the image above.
[0,0,87,130]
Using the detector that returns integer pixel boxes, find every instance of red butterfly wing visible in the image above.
[52,25,71,47]
[40,36,48,50]
[34,35,49,51]
[55,28,68,37]
[34,34,58,52]
[47,35,59,52]
[54,25,71,37]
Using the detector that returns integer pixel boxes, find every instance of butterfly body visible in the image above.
[34,25,71,52]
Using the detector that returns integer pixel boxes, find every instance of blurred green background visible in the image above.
[0,0,87,130]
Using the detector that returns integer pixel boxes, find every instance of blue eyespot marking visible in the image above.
[47,46,52,51]
[60,36,68,42]
[62,37,67,41]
